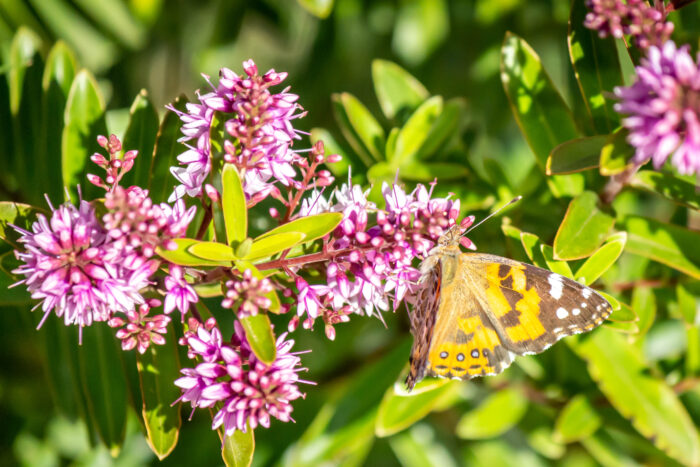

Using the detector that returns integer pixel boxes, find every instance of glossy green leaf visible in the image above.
[234,261,281,313]
[41,41,77,203]
[568,0,623,133]
[399,161,469,182]
[137,326,181,460]
[222,164,247,245]
[79,324,128,454]
[520,232,548,269]
[575,327,700,465]
[72,0,146,49]
[244,232,305,261]
[600,128,635,176]
[575,232,627,285]
[0,201,45,248]
[9,27,42,115]
[120,89,159,189]
[61,69,107,202]
[546,135,607,175]
[541,244,574,278]
[389,425,458,467]
[385,127,399,163]
[256,212,342,244]
[392,0,449,67]
[606,299,638,323]
[621,215,700,279]
[677,284,699,325]
[240,314,276,364]
[376,380,458,437]
[554,191,615,260]
[392,96,443,165]
[332,92,385,164]
[501,32,580,169]
[630,170,700,210]
[372,59,429,120]
[149,95,188,203]
[188,241,237,262]
[456,387,528,439]
[554,395,601,443]
[414,98,466,161]
[156,238,232,267]
[632,286,656,337]
[221,426,255,467]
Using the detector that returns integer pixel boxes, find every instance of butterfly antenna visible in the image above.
[463,196,522,236]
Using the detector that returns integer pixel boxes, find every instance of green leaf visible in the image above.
[501,32,580,169]
[554,395,601,443]
[188,241,237,262]
[554,191,615,260]
[414,98,466,161]
[0,201,45,248]
[244,232,306,261]
[677,284,698,325]
[221,426,255,467]
[137,326,181,460]
[372,59,429,120]
[296,0,334,18]
[392,96,443,165]
[333,92,385,164]
[574,327,700,465]
[540,244,574,277]
[392,0,449,67]
[520,232,548,269]
[149,95,188,203]
[41,41,77,203]
[234,261,281,313]
[240,314,276,364]
[376,380,458,437]
[79,324,128,455]
[120,89,159,189]
[600,128,635,176]
[631,286,656,337]
[630,170,700,210]
[398,161,469,182]
[389,425,458,467]
[575,232,627,285]
[72,0,146,50]
[156,238,232,267]
[456,387,529,439]
[620,215,700,279]
[568,0,623,134]
[546,135,607,175]
[61,69,107,202]
[222,164,247,245]
[256,212,342,245]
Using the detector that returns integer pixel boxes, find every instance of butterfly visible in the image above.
[406,224,612,390]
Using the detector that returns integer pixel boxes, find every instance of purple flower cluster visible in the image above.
[163,265,199,319]
[108,299,171,353]
[584,0,673,49]
[222,269,273,318]
[175,318,309,435]
[615,41,700,175]
[290,180,466,338]
[168,60,307,203]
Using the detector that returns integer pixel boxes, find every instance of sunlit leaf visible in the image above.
[332,92,385,164]
[632,286,656,338]
[541,244,574,278]
[389,425,458,467]
[414,98,466,161]
[221,425,254,467]
[392,96,443,165]
[149,95,188,203]
[0,201,45,248]
[399,161,469,182]
[240,314,276,364]
[256,212,342,245]
[456,387,528,439]
[244,232,305,261]
[120,89,159,189]
[554,191,615,260]
[575,232,627,285]
[554,395,602,443]
[599,127,635,176]
[188,241,237,262]
[222,164,247,245]
[156,238,232,267]
[547,135,606,175]
[392,0,449,66]
[630,170,700,210]
[372,59,429,120]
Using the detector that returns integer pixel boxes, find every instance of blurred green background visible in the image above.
[2,0,700,466]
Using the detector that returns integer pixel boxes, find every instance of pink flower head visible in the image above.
[222,269,273,318]
[109,299,170,354]
[164,264,199,319]
[584,0,673,49]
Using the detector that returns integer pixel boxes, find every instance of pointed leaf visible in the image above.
[630,170,700,210]
[501,32,580,169]
[222,164,247,245]
[61,69,107,202]
[541,244,574,278]
[574,327,700,465]
[137,326,181,460]
[0,201,46,248]
[677,284,699,325]
[240,314,276,364]
[600,127,635,175]
[632,286,656,337]
[150,95,188,203]
[188,241,237,262]
[334,92,385,163]
[554,191,615,260]
[554,395,601,443]
[568,0,623,133]
[234,261,281,313]
[245,232,305,261]
[415,98,466,161]
[547,135,607,175]
[575,232,627,285]
[221,427,255,467]
[120,89,159,189]
[156,238,232,267]
[621,215,700,279]
[372,59,429,120]
[456,387,528,439]
[392,96,443,165]
[520,232,548,269]
[256,212,342,244]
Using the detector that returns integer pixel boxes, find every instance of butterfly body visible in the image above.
[406,227,612,390]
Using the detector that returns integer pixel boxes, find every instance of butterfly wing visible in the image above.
[463,253,612,356]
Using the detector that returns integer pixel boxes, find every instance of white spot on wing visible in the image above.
[556,307,569,319]
[572,308,581,316]
[548,274,564,299]
[553,327,563,333]
[582,288,592,299]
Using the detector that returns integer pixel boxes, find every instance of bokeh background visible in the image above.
[2,0,700,466]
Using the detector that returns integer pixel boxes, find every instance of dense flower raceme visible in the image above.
[168,60,320,203]
[614,41,700,176]
[584,0,673,49]
[175,318,310,435]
